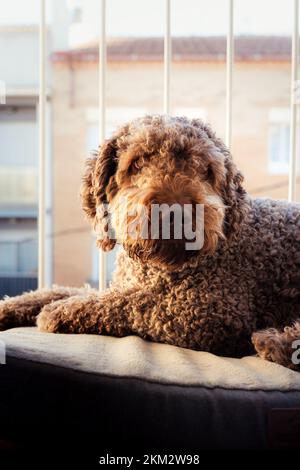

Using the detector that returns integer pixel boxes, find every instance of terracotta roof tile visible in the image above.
[52,36,293,63]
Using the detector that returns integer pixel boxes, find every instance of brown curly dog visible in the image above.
[1,115,300,370]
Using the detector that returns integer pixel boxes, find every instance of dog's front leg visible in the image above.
[36,289,134,334]
[0,286,89,331]
[36,288,163,337]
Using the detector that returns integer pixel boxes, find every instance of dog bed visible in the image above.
[1,327,300,451]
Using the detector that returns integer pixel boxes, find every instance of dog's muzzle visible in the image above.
[124,200,202,268]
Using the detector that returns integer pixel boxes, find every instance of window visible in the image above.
[0,239,37,276]
[0,106,38,206]
[268,124,290,174]
[268,108,300,175]
[0,218,37,277]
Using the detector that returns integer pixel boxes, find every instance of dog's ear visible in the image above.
[221,155,247,236]
[81,138,118,252]
[204,154,227,195]
[191,119,247,236]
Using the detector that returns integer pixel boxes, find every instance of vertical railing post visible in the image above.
[225,0,234,149]
[164,0,171,114]
[38,0,46,288]
[98,0,107,291]
[289,0,299,202]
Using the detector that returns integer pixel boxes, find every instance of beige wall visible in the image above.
[52,59,298,286]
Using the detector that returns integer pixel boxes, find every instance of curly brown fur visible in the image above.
[1,115,299,371]
[0,286,92,330]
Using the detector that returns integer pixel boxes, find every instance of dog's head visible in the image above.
[81,115,246,269]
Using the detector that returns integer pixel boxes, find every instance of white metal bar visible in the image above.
[164,0,171,114]
[225,0,234,148]
[38,0,46,288]
[98,0,107,291]
[289,0,299,202]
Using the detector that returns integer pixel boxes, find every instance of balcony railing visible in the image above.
[37,0,300,292]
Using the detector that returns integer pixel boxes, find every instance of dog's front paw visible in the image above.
[0,298,13,331]
[0,297,31,331]
[252,328,299,371]
[0,287,83,331]
[36,299,69,333]
[36,295,98,334]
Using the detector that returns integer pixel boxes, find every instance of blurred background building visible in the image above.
[0,24,47,296]
[0,0,299,296]
[0,0,69,296]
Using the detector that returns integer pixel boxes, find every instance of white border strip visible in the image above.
[164,0,171,114]
[38,0,46,288]
[289,0,299,202]
[98,0,107,291]
[225,0,234,148]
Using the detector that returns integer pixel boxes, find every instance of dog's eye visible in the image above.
[206,165,214,183]
[130,160,141,174]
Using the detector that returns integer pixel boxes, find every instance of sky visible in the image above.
[0,0,296,39]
